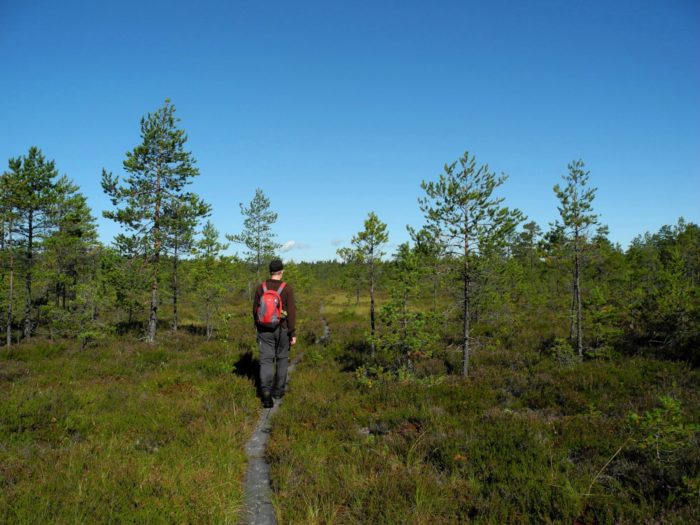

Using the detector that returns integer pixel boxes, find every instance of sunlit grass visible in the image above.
[266,308,700,524]
[0,331,259,524]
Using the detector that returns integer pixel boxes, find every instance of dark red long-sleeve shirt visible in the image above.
[252,279,296,337]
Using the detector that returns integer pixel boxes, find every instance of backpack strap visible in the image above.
[277,282,286,294]
[262,282,268,292]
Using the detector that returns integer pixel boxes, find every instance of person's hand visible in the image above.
[290,336,297,346]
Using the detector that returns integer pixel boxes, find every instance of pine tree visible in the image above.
[336,246,364,305]
[343,212,389,354]
[102,99,202,342]
[101,244,148,328]
[419,151,523,376]
[4,147,61,340]
[0,172,20,346]
[226,188,280,284]
[162,195,210,331]
[40,177,101,340]
[45,176,99,309]
[194,220,229,340]
[372,242,439,369]
[514,220,542,270]
[409,224,448,312]
[553,159,598,357]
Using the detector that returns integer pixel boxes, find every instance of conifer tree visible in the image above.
[45,176,99,309]
[102,99,201,342]
[162,195,210,331]
[336,246,364,305]
[515,220,542,270]
[194,220,229,340]
[226,188,280,283]
[39,177,101,340]
[372,242,439,369]
[409,224,448,312]
[101,243,147,328]
[5,147,61,339]
[419,151,523,376]
[343,212,389,354]
[0,172,20,346]
[553,159,598,356]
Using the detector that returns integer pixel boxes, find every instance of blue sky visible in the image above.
[1,0,698,261]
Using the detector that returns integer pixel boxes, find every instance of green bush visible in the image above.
[543,337,581,366]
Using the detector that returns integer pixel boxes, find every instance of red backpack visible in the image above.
[256,282,286,328]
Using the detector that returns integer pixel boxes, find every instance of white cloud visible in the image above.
[281,240,311,252]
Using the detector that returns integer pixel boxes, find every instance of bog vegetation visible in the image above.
[1,100,698,523]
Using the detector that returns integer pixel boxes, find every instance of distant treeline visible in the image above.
[1,101,697,368]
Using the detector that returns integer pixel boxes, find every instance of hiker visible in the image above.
[253,258,297,408]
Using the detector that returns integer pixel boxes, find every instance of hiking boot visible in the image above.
[272,389,285,400]
[261,391,273,409]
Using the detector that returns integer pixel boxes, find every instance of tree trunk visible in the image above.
[574,234,583,357]
[171,250,179,331]
[369,258,376,356]
[148,267,159,342]
[255,246,261,283]
[569,286,576,341]
[401,289,408,340]
[6,221,14,347]
[432,272,438,313]
[205,302,212,341]
[147,170,162,343]
[463,244,470,378]
[23,211,33,340]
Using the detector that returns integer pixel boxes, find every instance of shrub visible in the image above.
[543,337,581,366]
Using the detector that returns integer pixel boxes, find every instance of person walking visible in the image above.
[253,258,297,408]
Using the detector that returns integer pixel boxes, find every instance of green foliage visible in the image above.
[2,106,700,523]
[226,188,280,278]
[303,346,325,365]
[339,211,389,353]
[372,302,440,363]
[628,395,699,463]
[193,220,229,340]
[419,151,524,258]
[354,364,394,389]
[0,334,258,524]
[102,99,203,342]
[349,211,389,263]
[543,337,581,366]
[553,159,598,356]
[553,160,598,237]
[626,219,700,362]
[268,307,700,523]
[101,99,201,258]
[369,242,441,368]
[336,245,365,304]
[2,147,63,339]
[418,150,524,376]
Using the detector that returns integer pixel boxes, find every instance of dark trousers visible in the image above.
[257,326,290,396]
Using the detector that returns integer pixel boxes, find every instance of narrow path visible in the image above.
[241,312,329,525]
[241,355,300,525]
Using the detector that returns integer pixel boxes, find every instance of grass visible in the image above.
[2,289,698,524]
[0,330,260,524]
[266,309,700,524]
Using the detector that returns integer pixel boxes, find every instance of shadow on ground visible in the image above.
[234,351,262,395]
[336,340,373,372]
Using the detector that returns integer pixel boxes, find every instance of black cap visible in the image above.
[269,259,284,273]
